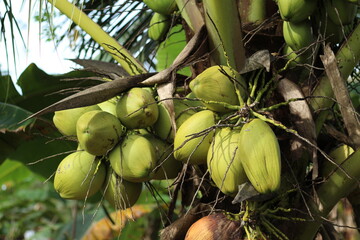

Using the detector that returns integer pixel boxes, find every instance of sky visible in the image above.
[0,1,78,90]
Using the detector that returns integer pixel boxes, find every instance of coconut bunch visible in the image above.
[51,62,284,211]
[277,0,358,65]
[52,87,185,209]
[169,65,283,197]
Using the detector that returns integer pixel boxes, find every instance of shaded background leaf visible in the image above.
[0,63,97,179]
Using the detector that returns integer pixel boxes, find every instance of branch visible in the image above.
[320,44,360,149]
[310,22,360,132]
[295,149,360,240]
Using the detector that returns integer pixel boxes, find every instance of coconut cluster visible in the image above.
[278,0,358,66]
[52,87,184,209]
[52,65,282,209]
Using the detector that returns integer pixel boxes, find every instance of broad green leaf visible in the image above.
[156,25,191,77]
[15,63,98,115]
[7,137,76,180]
[0,160,34,185]
[0,101,76,179]
[0,75,22,104]
[0,102,76,180]
[0,63,95,178]
[0,102,37,164]
[0,102,35,131]
[0,138,16,165]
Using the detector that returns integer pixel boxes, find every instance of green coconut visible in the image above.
[173,110,217,165]
[184,92,204,108]
[103,169,142,209]
[325,0,358,26]
[53,105,100,136]
[190,66,246,112]
[152,103,174,140]
[143,0,178,15]
[97,97,118,116]
[54,151,106,200]
[152,99,198,141]
[174,99,199,128]
[109,133,157,182]
[283,19,314,53]
[116,87,159,129]
[321,144,355,177]
[282,44,311,67]
[207,127,247,196]
[76,110,124,156]
[143,133,182,180]
[237,119,281,194]
[313,8,345,45]
[277,0,317,23]
[148,12,171,41]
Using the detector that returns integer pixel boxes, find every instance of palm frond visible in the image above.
[45,0,158,70]
[0,0,26,75]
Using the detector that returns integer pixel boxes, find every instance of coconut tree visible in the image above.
[1,0,360,239]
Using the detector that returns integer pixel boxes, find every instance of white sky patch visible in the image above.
[0,1,78,91]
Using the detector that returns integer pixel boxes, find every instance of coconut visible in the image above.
[283,20,314,52]
[53,105,100,136]
[277,0,317,23]
[109,133,157,182]
[143,0,177,15]
[148,12,171,41]
[54,151,106,200]
[185,213,242,240]
[143,133,182,180]
[103,169,142,209]
[282,44,311,67]
[76,110,124,156]
[97,97,118,116]
[189,66,246,112]
[174,110,217,165]
[207,127,247,196]
[152,99,198,141]
[116,87,159,129]
[325,0,358,26]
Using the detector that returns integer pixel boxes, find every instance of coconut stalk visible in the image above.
[202,0,246,71]
[294,149,360,240]
[47,0,146,75]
